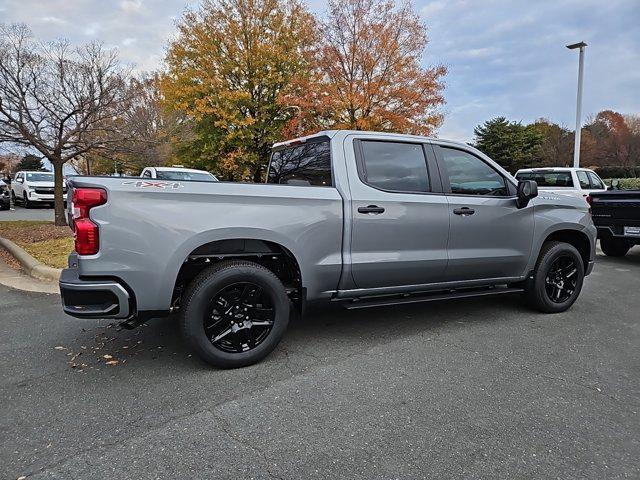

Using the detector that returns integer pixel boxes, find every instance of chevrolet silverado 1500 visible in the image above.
[59,131,596,368]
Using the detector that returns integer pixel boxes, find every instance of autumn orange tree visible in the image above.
[161,0,316,181]
[582,110,638,167]
[300,0,446,135]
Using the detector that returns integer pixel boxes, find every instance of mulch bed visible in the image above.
[0,221,73,270]
[0,221,72,244]
[0,247,20,270]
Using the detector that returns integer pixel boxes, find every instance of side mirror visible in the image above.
[17,178,23,184]
[516,180,538,209]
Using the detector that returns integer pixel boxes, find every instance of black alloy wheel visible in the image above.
[525,240,585,313]
[544,255,578,303]
[204,282,275,353]
[180,260,291,368]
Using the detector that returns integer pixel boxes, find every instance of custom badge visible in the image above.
[122,180,184,189]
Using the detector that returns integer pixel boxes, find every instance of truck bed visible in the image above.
[66,176,344,311]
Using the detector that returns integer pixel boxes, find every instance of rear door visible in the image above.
[575,170,592,198]
[434,145,535,281]
[348,138,449,289]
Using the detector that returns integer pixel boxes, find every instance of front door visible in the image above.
[434,145,535,281]
[349,139,450,289]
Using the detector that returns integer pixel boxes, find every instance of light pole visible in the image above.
[566,41,587,168]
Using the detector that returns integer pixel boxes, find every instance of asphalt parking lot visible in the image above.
[0,204,55,222]
[1,248,639,479]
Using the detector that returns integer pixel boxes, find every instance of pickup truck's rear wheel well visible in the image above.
[172,239,302,312]
[542,230,591,270]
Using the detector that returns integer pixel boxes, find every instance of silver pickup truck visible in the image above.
[60,130,596,368]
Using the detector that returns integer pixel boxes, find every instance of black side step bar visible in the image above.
[339,286,524,310]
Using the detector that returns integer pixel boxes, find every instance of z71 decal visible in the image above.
[122,180,184,190]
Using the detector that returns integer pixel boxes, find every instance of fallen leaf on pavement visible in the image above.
[54,346,66,350]
[105,360,119,366]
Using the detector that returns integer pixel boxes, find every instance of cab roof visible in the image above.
[272,130,468,150]
[150,166,213,174]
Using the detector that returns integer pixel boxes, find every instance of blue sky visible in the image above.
[1,0,638,142]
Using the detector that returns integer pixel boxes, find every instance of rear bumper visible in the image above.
[596,226,640,244]
[59,267,133,319]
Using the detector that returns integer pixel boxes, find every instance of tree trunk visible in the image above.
[52,160,67,226]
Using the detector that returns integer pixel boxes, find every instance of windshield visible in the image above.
[25,173,54,182]
[155,170,217,182]
[516,171,574,188]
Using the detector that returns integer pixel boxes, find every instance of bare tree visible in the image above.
[79,74,181,176]
[0,24,129,225]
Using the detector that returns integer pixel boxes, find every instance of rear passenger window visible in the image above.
[359,141,430,192]
[576,171,590,189]
[267,140,332,186]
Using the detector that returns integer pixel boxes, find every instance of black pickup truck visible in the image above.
[589,189,640,256]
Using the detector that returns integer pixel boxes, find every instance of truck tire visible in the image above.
[600,237,630,257]
[23,192,32,209]
[525,241,585,313]
[180,260,291,368]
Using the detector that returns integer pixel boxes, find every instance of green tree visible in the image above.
[18,154,43,171]
[473,117,543,173]
[161,0,316,181]
[530,119,573,167]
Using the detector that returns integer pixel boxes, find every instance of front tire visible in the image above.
[180,260,290,368]
[23,192,32,209]
[525,241,585,313]
[600,237,630,257]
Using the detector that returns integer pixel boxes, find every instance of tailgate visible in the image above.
[590,191,640,229]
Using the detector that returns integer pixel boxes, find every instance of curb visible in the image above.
[0,236,61,282]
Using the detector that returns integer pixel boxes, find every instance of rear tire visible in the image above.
[180,260,290,369]
[600,237,630,257]
[525,241,585,313]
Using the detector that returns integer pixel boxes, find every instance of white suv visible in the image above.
[11,171,67,208]
[140,166,218,182]
[515,167,607,201]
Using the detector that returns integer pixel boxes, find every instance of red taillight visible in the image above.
[72,188,107,255]
[585,195,593,215]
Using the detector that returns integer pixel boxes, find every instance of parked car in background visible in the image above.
[515,167,606,202]
[60,130,596,369]
[140,166,218,182]
[10,171,67,208]
[0,179,10,210]
[589,189,640,257]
